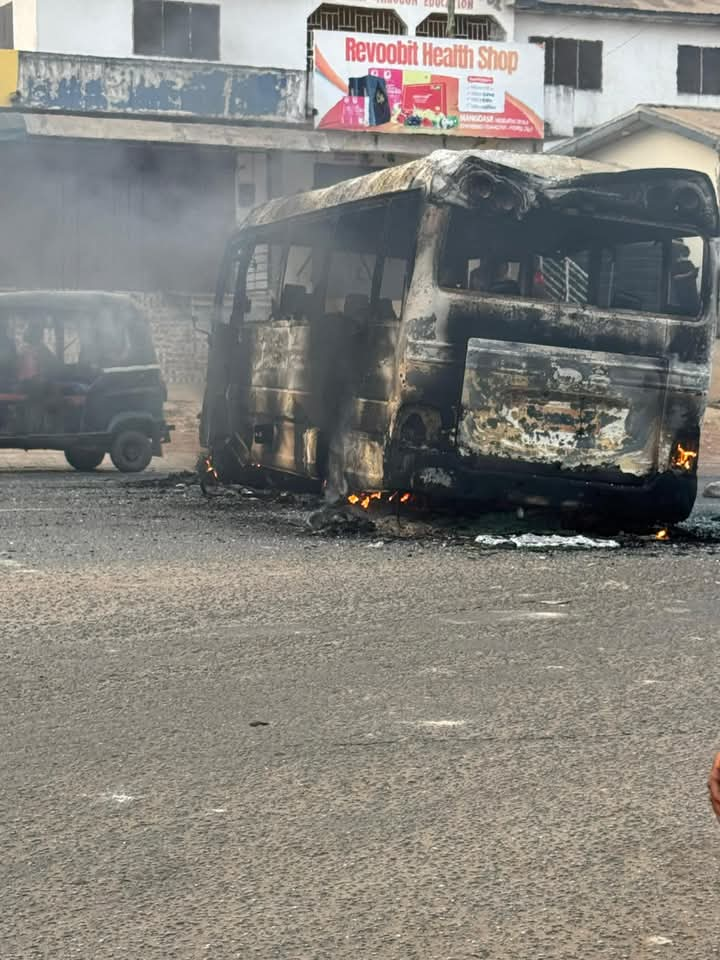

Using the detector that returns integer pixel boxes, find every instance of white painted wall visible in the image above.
[515,12,720,133]
[12,0,37,49]
[28,0,514,69]
[37,0,132,58]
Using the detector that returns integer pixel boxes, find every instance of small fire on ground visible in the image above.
[348,491,413,510]
[656,528,670,541]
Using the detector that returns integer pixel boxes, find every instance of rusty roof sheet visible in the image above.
[243,150,613,229]
[547,104,720,157]
[518,0,720,14]
[646,105,720,138]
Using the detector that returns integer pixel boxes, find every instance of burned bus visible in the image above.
[200,150,719,526]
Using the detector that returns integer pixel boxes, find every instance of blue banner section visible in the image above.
[16,53,305,124]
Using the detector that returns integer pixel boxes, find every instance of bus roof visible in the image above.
[242,149,617,231]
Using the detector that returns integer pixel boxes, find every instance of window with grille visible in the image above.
[677,46,720,95]
[307,4,406,72]
[529,36,602,91]
[416,13,505,42]
[134,1,220,61]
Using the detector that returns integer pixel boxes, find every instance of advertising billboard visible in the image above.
[313,31,544,140]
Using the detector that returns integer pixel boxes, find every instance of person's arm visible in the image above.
[708,753,720,819]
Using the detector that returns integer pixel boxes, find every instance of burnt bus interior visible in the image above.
[204,153,718,524]
[441,209,704,318]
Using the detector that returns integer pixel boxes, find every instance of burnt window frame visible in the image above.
[227,192,423,330]
[437,205,708,321]
[529,35,603,91]
[324,192,423,322]
[133,0,220,61]
[677,45,720,95]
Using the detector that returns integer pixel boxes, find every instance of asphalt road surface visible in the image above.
[2,462,720,960]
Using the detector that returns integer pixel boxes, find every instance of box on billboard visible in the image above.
[313,31,544,139]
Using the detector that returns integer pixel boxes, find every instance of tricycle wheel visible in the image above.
[110,430,153,473]
[64,448,106,472]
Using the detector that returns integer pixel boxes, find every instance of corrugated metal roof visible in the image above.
[517,0,720,15]
[243,149,613,229]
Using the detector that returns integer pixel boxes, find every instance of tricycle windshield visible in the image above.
[0,300,156,380]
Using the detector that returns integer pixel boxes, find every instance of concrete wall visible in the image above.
[515,12,720,136]
[29,0,515,68]
[17,51,306,122]
[11,0,36,49]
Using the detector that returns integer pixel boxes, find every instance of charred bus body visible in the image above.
[201,150,719,526]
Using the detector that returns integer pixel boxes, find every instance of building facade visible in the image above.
[9,1,720,383]
[1,0,530,384]
[514,0,720,140]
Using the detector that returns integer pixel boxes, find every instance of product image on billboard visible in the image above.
[313,31,544,139]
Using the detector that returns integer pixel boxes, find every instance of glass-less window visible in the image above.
[440,208,704,318]
[244,242,283,323]
[325,193,420,321]
[134,1,220,60]
[325,206,382,320]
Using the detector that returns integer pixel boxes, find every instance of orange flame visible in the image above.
[346,491,414,510]
[672,444,697,471]
[656,528,670,541]
[203,456,218,481]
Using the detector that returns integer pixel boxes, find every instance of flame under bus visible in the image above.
[201,150,719,526]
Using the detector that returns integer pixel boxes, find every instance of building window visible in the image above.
[307,4,406,73]
[416,13,505,42]
[678,46,720,95]
[0,3,12,49]
[134,1,220,61]
[529,36,602,91]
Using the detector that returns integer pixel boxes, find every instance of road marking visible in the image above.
[413,719,467,729]
[0,558,39,573]
[98,792,139,804]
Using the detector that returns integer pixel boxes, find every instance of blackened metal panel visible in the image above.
[458,338,668,476]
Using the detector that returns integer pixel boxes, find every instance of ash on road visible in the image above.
[2,466,720,960]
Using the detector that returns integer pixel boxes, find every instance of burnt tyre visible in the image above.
[110,430,153,473]
[64,448,106,472]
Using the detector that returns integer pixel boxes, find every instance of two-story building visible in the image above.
[513,0,720,140]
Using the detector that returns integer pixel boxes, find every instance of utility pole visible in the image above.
[447,0,456,38]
